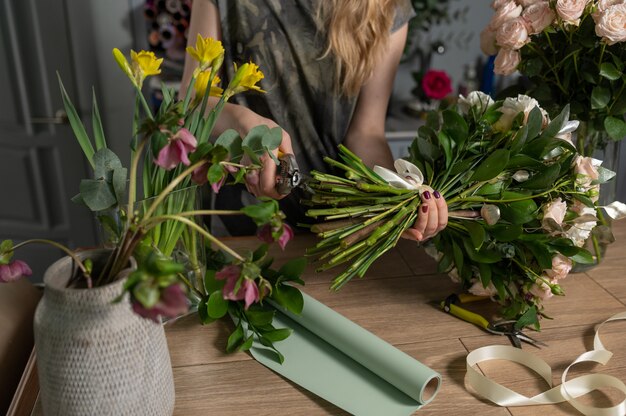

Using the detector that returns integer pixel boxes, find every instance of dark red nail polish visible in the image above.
[422,205,428,213]
[433,190,441,199]
[423,191,431,200]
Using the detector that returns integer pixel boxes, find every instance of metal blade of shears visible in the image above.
[276,153,314,195]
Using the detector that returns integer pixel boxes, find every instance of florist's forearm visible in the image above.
[343,133,394,170]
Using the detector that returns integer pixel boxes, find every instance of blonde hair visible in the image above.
[317,0,400,96]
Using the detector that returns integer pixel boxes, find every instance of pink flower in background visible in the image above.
[522,2,555,35]
[480,27,499,55]
[216,265,259,309]
[421,70,452,100]
[0,260,32,283]
[155,128,197,170]
[468,280,498,297]
[595,4,626,45]
[545,254,573,280]
[211,174,227,193]
[256,223,294,250]
[555,0,589,25]
[494,48,520,75]
[489,1,523,29]
[529,279,555,300]
[496,17,530,49]
[132,283,188,323]
[191,163,208,185]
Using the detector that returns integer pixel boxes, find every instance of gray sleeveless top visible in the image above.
[209,0,415,233]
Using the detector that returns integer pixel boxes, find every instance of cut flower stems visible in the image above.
[305,92,626,328]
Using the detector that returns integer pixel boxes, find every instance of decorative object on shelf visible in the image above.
[144,0,192,62]
[303,92,626,328]
[1,34,306,400]
[34,250,174,415]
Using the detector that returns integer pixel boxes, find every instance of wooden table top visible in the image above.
[166,221,626,416]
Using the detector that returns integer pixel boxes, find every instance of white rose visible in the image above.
[542,197,568,231]
[595,4,626,44]
[489,1,524,30]
[494,94,545,130]
[597,0,623,13]
[574,156,601,198]
[424,244,443,261]
[492,0,510,9]
[544,254,573,280]
[458,91,495,114]
[468,280,498,297]
[448,267,461,283]
[494,48,520,75]
[522,1,556,34]
[496,17,530,49]
[555,0,590,25]
[480,27,499,55]
[565,220,597,246]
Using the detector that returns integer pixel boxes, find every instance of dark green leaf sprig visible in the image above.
[305,96,613,327]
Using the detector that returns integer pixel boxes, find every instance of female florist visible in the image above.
[2,1,626,416]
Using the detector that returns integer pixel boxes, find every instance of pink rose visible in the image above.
[154,128,197,170]
[496,17,530,49]
[0,260,32,283]
[574,156,600,189]
[489,1,523,29]
[492,0,510,9]
[518,0,542,6]
[555,0,590,25]
[529,279,555,300]
[494,48,520,75]
[522,1,556,34]
[480,27,499,55]
[421,70,452,100]
[544,254,573,280]
[541,197,568,230]
[595,4,626,44]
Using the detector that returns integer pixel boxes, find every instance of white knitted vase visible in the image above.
[33,250,175,415]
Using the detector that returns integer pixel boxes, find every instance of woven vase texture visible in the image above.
[34,250,175,415]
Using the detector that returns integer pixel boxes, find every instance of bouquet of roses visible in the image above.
[0,35,303,360]
[480,0,626,155]
[304,92,625,327]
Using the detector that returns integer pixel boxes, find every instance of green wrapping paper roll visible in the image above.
[248,292,441,415]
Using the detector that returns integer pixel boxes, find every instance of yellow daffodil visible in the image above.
[194,71,224,99]
[186,35,224,72]
[112,48,134,85]
[130,50,163,86]
[226,62,266,96]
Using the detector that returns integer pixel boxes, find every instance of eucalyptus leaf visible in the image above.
[93,148,123,180]
[261,127,283,150]
[215,129,243,162]
[79,179,117,211]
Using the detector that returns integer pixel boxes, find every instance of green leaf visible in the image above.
[452,240,464,274]
[79,179,117,211]
[215,129,243,162]
[498,196,538,225]
[57,73,94,168]
[207,290,229,319]
[488,224,523,242]
[272,284,304,315]
[538,104,569,141]
[207,163,225,184]
[509,124,529,155]
[437,131,453,169]
[523,241,552,269]
[571,248,594,264]
[262,328,292,343]
[517,163,560,190]
[91,88,107,151]
[462,238,501,263]
[204,269,223,294]
[242,125,269,155]
[464,221,486,250]
[198,298,216,325]
[442,109,468,146]
[469,149,510,181]
[506,154,544,169]
[591,86,611,109]
[93,148,123,180]
[133,281,159,308]
[278,257,307,281]
[604,116,626,140]
[226,323,244,353]
[261,127,283,151]
[245,308,275,326]
[238,335,254,351]
[415,135,440,163]
[600,62,622,81]
[241,200,278,225]
[525,107,544,141]
[478,262,492,288]
[514,306,538,330]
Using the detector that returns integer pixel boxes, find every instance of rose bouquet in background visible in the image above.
[480,0,626,155]
[304,92,625,328]
[0,35,303,360]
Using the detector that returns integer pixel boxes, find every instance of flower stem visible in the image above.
[127,137,149,227]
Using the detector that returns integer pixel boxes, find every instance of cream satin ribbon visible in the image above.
[373,159,433,194]
[466,311,626,415]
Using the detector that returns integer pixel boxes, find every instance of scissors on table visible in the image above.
[439,293,547,349]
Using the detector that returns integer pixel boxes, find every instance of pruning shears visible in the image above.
[276,152,313,195]
[440,293,547,349]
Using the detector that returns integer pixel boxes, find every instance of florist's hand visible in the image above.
[236,109,294,200]
[402,190,448,242]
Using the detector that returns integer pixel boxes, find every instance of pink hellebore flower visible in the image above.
[191,163,209,185]
[0,260,32,283]
[155,128,197,170]
[211,174,227,194]
[132,283,189,323]
[215,264,260,309]
[256,223,294,250]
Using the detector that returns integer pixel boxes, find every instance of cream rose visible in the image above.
[544,254,573,280]
[468,280,498,297]
[542,197,568,231]
[458,91,495,114]
[496,17,530,49]
[518,0,543,6]
[480,27,499,55]
[595,4,626,44]
[494,94,546,130]
[448,267,461,283]
[522,1,556,34]
[489,1,524,29]
[555,0,590,25]
[494,48,520,75]
[492,0,510,9]
[574,155,600,187]
[529,279,555,300]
